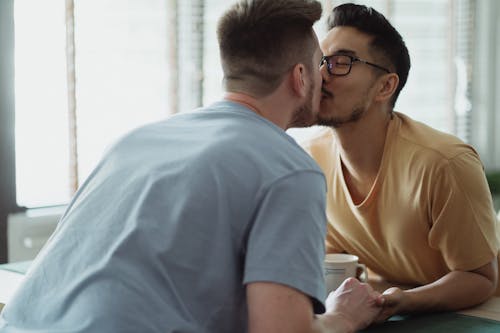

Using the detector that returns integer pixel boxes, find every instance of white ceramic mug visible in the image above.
[324,253,367,294]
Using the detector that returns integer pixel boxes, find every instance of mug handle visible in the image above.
[356,263,368,282]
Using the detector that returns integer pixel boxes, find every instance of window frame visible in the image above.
[470,0,500,170]
[0,0,25,263]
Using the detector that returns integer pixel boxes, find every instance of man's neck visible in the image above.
[224,92,264,116]
[333,109,392,180]
[224,91,294,130]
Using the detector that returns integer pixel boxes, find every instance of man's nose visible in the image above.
[319,64,331,82]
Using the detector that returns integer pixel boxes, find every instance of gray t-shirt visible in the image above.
[0,101,327,333]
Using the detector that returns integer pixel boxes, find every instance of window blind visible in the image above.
[453,0,474,143]
[177,0,205,112]
[15,0,171,207]
[65,0,79,194]
[12,0,481,208]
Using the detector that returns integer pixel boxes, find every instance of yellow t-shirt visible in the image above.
[301,112,499,287]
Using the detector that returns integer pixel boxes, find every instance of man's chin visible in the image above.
[317,118,337,128]
[317,111,364,128]
[288,116,318,129]
[316,111,333,126]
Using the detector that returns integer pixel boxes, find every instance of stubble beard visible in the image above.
[288,85,317,128]
[317,106,365,128]
[317,96,368,128]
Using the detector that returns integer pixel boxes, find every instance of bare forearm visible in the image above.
[403,270,496,312]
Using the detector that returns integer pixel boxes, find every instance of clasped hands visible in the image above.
[325,278,408,331]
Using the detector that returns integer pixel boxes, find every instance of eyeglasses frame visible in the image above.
[320,54,391,76]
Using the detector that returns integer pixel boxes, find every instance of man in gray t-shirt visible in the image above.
[2,102,326,332]
[0,1,383,332]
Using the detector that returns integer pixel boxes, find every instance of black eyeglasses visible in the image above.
[320,54,391,76]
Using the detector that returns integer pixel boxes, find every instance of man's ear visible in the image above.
[290,63,307,98]
[375,73,399,103]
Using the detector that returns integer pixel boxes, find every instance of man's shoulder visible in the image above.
[394,112,476,162]
[296,126,335,155]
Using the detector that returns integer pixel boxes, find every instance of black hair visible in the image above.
[329,3,410,107]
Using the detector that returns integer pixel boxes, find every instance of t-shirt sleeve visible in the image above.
[429,150,499,271]
[243,170,327,314]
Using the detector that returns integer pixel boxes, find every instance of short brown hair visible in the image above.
[217,0,322,97]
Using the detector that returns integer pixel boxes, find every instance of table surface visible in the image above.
[367,272,500,320]
[361,312,500,333]
[458,297,500,321]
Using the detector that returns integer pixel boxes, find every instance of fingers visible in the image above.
[373,287,405,323]
[381,294,397,307]
[357,280,383,303]
[327,278,386,331]
[381,287,402,307]
[343,277,360,287]
[332,278,384,308]
[374,311,392,324]
[374,294,385,307]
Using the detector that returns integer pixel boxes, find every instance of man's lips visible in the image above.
[321,87,333,98]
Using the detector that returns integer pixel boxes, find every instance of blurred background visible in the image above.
[1,0,499,263]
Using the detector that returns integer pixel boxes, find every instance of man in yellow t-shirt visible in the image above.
[302,3,499,321]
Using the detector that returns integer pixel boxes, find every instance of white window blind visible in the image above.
[14,0,70,207]
[471,0,500,170]
[453,0,474,143]
[73,0,171,185]
[202,0,236,106]
[15,0,171,208]
[13,0,479,208]
[177,0,205,112]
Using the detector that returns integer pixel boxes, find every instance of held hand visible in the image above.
[375,287,407,323]
[325,277,384,332]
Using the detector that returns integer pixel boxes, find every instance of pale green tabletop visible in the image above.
[0,261,31,275]
[361,312,500,332]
